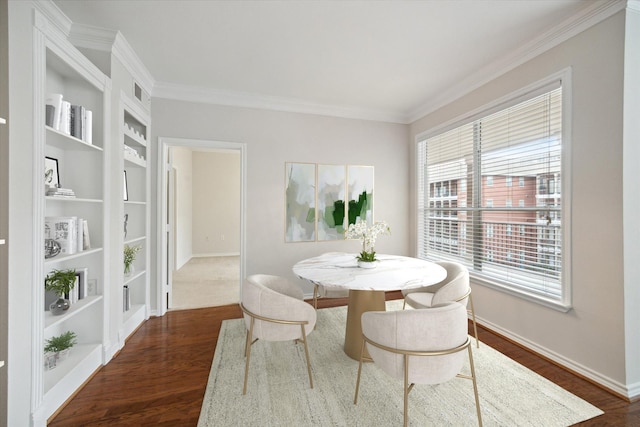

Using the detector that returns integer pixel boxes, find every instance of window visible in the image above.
[417,76,568,310]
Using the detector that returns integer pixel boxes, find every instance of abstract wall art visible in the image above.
[285,162,374,242]
[317,164,346,241]
[347,165,374,227]
[285,162,316,242]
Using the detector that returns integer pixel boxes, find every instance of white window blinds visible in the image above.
[417,82,565,306]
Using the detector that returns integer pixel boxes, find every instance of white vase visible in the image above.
[357,260,377,269]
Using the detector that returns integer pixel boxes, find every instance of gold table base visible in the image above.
[344,290,386,360]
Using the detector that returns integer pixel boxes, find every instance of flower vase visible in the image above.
[49,297,70,315]
[357,260,377,269]
[124,264,135,277]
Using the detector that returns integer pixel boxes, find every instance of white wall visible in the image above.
[150,102,409,294]
[171,146,193,270]
[622,5,640,395]
[192,150,240,256]
[410,9,637,398]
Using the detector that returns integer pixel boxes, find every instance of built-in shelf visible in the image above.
[122,304,146,340]
[124,152,146,167]
[46,126,103,152]
[44,247,103,266]
[44,295,102,330]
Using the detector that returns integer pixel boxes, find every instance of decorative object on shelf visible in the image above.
[123,285,130,312]
[44,331,77,367]
[124,244,141,276]
[44,238,61,259]
[44,156,60,190]
[45,269,77,315]
[346,219,391,267]
[124,213,129,238]
[123,170,128,201]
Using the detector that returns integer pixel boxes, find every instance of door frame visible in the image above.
[157,137,247,316]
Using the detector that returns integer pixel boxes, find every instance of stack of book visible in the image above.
[44,216,90,256]
[46,187,76,198]
[45,93,93,144]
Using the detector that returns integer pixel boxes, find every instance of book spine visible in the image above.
[61,101,71,135]
[76,218,84,253]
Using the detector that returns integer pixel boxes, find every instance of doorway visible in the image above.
[158,138,246,316]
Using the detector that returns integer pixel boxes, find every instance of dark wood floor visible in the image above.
[49,294,640,426]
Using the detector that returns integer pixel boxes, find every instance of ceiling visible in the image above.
[53,0,605,123]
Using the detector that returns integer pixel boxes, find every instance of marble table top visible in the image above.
[293,252,447,291]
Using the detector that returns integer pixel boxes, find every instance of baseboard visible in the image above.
[192,252,240,258]
[477,316,638,401]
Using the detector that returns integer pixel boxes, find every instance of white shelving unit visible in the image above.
[33,16,110,421]
[121,93,150,340]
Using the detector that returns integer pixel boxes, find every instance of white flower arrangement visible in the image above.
[345,219,391,262]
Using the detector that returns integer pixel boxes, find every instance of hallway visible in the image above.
[170,256,239,310]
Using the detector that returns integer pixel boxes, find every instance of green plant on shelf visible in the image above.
[44,331,77,354]
[124,244,141,275]
[44,269,76,297]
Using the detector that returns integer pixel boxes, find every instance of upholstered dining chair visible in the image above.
[240,274,317,395]
[402,260,479,348]
[354,302,482,427]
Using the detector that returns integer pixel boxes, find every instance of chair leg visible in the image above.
[467,345,483,427]
[313,284,319,310]
[242,318,255,395]
[469,294,480,348]
[353,339,366,404]
[403,354,409,427]
[300,325,313,389]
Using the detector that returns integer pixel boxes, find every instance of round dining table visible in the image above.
[293,252,447,360]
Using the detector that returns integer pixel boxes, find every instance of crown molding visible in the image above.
[628,0,640,12]
[33,0,72,38]
[153,81,408,124]
[406,0,627,123]
[67,23,155,96]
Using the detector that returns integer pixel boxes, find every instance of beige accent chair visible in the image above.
[402,261,479,347]
[240,274,317,395]
[354,302,482,427]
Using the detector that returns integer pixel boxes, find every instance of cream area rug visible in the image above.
[198,301,603,426]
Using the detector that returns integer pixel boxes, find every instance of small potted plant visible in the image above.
[345,219,391,268]
[44,331,77,364]
[45,269,76,315]
[124,244,141,276]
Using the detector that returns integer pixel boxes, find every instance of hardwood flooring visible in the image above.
[49,293,640,426]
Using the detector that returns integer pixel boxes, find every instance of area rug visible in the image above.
[198,301,603,426]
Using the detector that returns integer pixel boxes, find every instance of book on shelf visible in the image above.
[60,100,71,135]
[46,187,76,198]
[45,94,93,143]
[82,220,91,250]
[44,216,78,255]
